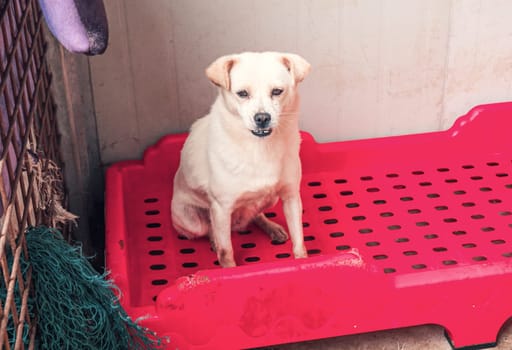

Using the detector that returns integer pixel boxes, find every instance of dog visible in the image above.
[171,51,311,267]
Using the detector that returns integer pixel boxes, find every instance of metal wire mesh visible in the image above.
[0,0,65,348]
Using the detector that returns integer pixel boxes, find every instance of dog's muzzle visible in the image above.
[252,112,273,137]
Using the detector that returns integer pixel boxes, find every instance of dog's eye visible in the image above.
[271,88,284,96]
[236,90,249,98]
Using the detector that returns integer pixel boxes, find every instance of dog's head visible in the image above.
[206,52,310,138]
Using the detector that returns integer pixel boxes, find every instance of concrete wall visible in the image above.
[88,0,512,164]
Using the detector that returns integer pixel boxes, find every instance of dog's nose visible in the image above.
[253,112,271,128]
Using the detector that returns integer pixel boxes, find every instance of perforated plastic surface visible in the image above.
[106,103,512,350]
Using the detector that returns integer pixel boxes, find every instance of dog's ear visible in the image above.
[206,55,237,90]
[281,53,311,84]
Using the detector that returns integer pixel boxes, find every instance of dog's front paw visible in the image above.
[293,244,308,259]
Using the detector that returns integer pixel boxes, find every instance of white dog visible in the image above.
[171,52,310,267]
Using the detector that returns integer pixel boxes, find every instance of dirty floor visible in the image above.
[258,320,512,350]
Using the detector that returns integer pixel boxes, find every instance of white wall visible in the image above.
[89,0,512,164]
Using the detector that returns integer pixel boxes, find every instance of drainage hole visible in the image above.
[433,247,447,252]
[366,241,380,247]
[177,235,188,240]
[445,179,458,183]
[462,243,477,248]
[245,256,261,262]
[324,219,338,225]
[400,196,414,202]
[304,235,315,241]
[412,170,424,175]
[146,223,161,228]
[334,178,348,184]
[380,212,394,217]
[487,162,499,167]
[303,222,310,228]
[506,184,512,189]
[330,232,344,238]
[471,214,485,219]
[319,206,332,211]
[472,256,487,262]
[238,230,252,235]
[453,190,466,195]
[492,239,506,245]
[452,230,466,236]
[396,237,410,243]
[480,187,493,192]
[444,218,458,223]
[403,250,418,256]
[470,176,483,180]
[179,248,195,254]
[462,202,475,207]
[352,215,366,221]
[462,164,474,169]
[435,205,448,211]
[150,264,166,270]
[359,228,373,234]
[265,212,276,218]
[271,240,286,245]
[437,168,450,172]
[408,209,421,214]
[151,279,168,286]
[503,252,512,258]
[144,198,159,203]
[386,173,399,178]
[419,182,432,186]
[416,221,430,227]
[443,260,457,266]
[307,249,321,255]
[360,176,373,181]
[489,198,502,204]
[346,202,360,208]
[412,264,427,269]
[384,268,396,274]
[152,296,157,302]
[373,199,387,205]
[340,191,354,196]
[241,243,256,249]
[496,173,509,177]
[213,260,220,266]
[313,193,327,199]
[336,245,351,251]
[367,187,380,192]
[427,193,440,198]
[308,181,322,186]
[373,254,388,260]
[481,227,495,232]
[387,225,401,230]
[276,253,291,259]
[393,185,406,190]
[145,210,160,216]
[425,234,439,239]
[149,250,164,256]
[182,262,198,268]
[147,236,163,242]
[500,211,512,216]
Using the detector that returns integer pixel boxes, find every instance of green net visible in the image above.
[2,226,166,349]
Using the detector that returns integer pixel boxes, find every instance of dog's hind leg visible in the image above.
[253,213,289,243]
[171,202,210,239]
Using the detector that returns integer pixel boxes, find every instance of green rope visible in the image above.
[2,226,166,349]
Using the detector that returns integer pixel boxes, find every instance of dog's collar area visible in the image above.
[251,128,273,137]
